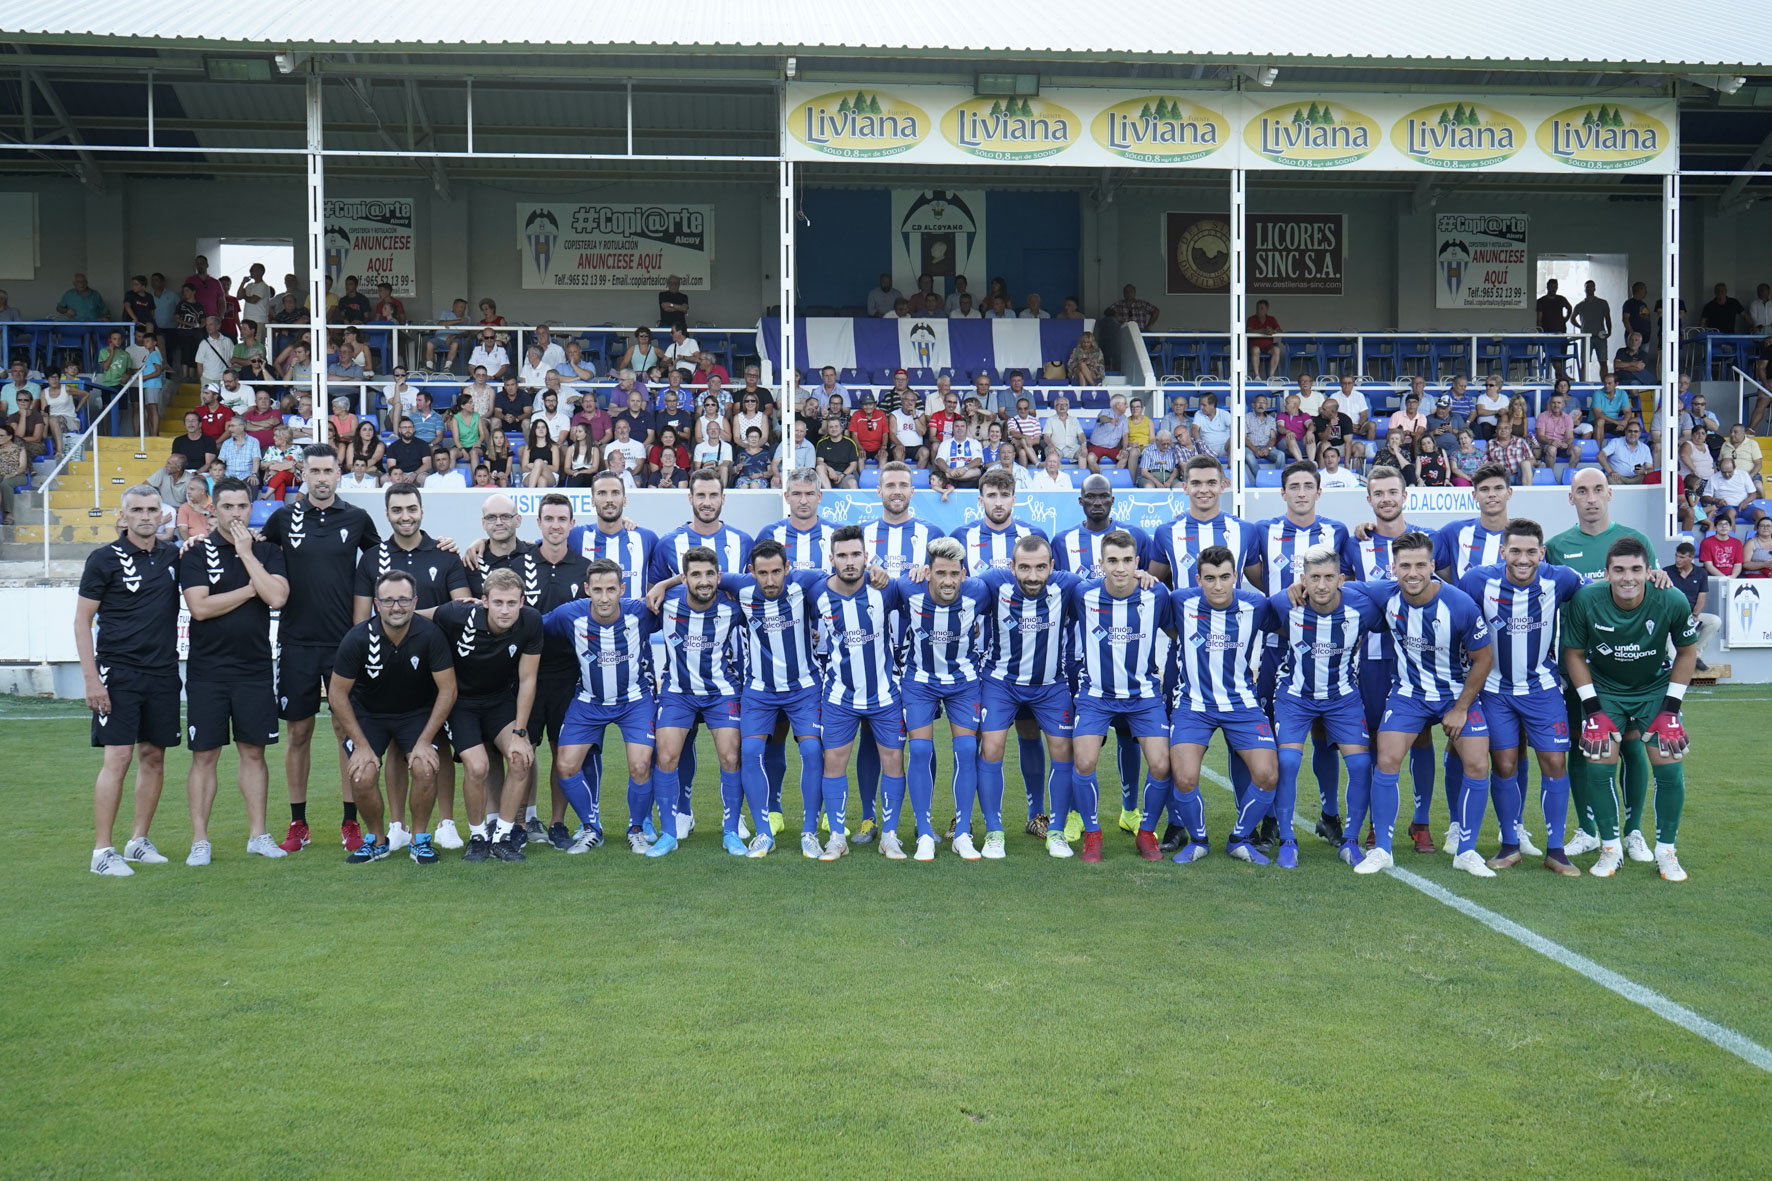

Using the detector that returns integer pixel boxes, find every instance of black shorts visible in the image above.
[277,643,337,722]
[186,678,281,751]
[90,668,182,750]
[529,671,576,747]
[344,710,438,759]
[446,693,518,754]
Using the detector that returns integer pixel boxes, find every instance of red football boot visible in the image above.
[341,819,364,851]
[1080,831,1103,862]
[1135,829,1162,861]
[277,821,311,853]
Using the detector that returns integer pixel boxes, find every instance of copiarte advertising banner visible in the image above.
[1166,212,1344,296]
[516,203,715,291]
[784,85,1676,174]
[1435,213,1530,309]
[324,197,416,296]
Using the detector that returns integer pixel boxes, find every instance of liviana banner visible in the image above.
[784,85,1677,174]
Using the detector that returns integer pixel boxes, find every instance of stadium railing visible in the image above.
[1,321,140,374]
[1733,366,1771,428]
[37,371,147,574]
[1143,330,1587,383]
[267,322,762,380]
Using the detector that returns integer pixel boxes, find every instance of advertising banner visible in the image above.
[517,203,715,291]
[323,197,416,296]
[1435,213,1530,309]
[1724,578,1772,648]
[890,189,985,298]
[784,85,1677,174]
[1166,212,1344,296]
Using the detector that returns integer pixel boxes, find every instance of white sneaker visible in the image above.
[675,812,695,839]
[123,837,168,864]
[1452,849,1497,878]
[800,833,823,859]
[1353,848,1394,875]
[185,841,212,867]
[819,834,849,861]
[246,833,288,859]
[981,831,1007,860]
[1564,828,1602,856]
[629,828,655,854]
[1654,844,1688,882]
[1623,830,1654,863]
[1590,843,1624,877]
[1515,826,1543,857]
[738,815,752,841]
[566,827,603,854]
[387,822,412,851]
[879,831,906,860]
[1046,832,1073,859]
[434,819,464,850]
[914,835,936,862]
[1441,824,1461,855]
[90,847,133,877]
[951,833,981,861]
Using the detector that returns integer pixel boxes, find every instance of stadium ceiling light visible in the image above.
[975,73,1040,97]
[1685,73,1746,94]
[1240,65,1280,88]
[785,57,797,80]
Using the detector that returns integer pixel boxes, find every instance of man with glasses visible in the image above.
[469,327,510,382]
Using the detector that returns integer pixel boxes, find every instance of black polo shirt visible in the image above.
[333,613,452,716]
[261,496,380,648]
[77,537,182,675]
[179,534,287,678]
[432,600,543,699]
[353,532,469,610]
[468,541,592,680]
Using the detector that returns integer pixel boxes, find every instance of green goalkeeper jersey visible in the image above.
[1546,522,1654,583]
[1560,580,1698,698]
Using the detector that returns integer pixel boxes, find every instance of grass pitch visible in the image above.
[3,687,1771,1178]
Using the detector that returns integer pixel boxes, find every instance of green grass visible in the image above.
[4,687,1772,1177]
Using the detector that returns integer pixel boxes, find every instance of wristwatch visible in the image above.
[511,728,527,738]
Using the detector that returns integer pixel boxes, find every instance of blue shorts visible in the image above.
[1170,706,1276,752]
[1358,657,1392,733]
[561,694,656,749]
[740,683,822,741]
[1275,692,1371,748]
[656,691,742,732]
[1378,693,1490,740]
[1481,688,1571,753]
[1074,698,1169,741]
[979,678,1074,738]
[903,679,981,733]
[822,697,906,750]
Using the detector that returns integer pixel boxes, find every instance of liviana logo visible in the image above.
[941,96,1078,161]
[1393,102,1524,169]
[1091,96,1227,164]
[1538,104,1668,170]
[790,89,929,158]
[1245,101,1379,168]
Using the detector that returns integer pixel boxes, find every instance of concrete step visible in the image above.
[11,519,115,545]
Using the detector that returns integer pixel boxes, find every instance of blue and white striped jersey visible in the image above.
[648,522,753,583]
[1457,561,1583,695]
[1340,523,1430,659]
[719,571,822,694]
[1244,515,1351,595]
[1168,588,1276,713]
[811,577,906,709]
[1266,590,1387,701]
[567,523,657,598]
[1352,580,1492,703]
[1152,512,1257,588]
[653,586,743,698]
[951,519,1049,576]
[1434,518,1506,581]
[1052,521,1153,579]
[757,517,835,572]
[861,517,942,577]
[979,568,1082,686]
[896,576,990,686]
[1068,580,1173,701]
[542,598,657,705]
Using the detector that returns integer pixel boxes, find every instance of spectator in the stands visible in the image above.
[123,274,154,336]
[169,410,213,473]
[519,345,551,390]
[521,420,561,487]
[1106,284,1158,332]
[1536,279,1573,376]
[1387,392,1428,453]
[1137,431,1183,489]
[1410,435,1451,487]
[1246,299,1284,381]
[867,273,903,318]
[665,324,700,373]
[1534,390,1580,481]
[176,479,213,541]
[919,292,944,318]
[1055,297,1083,320]
[328,395,359,446]
[1613,331,1652,385]
[476,297,506,329]
[944,277,971,314]
[985,295,1015,320]
[1486,418,1537,487]
[1622,281,1652,351]
[146,452,192,509]
[346,419,387,474]
[1316,445,1362,490]
[2,360,37,418]
[877,369,911,416]
[241,388,282,447]
[1424,391,1467,457]
[692,351,730,389]
[194,316,235,383]
[1571,279,1612,379]
[885,297,912,320]
[658,276,689,332]
[1035,394,1078,465]
[649,423,692,479]
[1599,420,1651,486]
[334,276,371,324]
[530,390,571,444]
[1192,393,1232,460]
[1068,331,1105,387]
[424,297,472,370]
[327,341,364,384]
[1587,374,1633,444]
[449,392,485,468]
[418,447,463,491]
[1020,293,1048,320]
[1125,396,1152,456]
[692,407,733,485]
[406,390,446,446]
[932,417,984,493]
[890,391,928,467]
[1681,393,1721,457]
[1744,517,1772,578]
[814,414,861,490]
[529,324,564,370]
[848,393,888,467]
[1292,374,1323,417]
[470,326,511,381]
[1471,377,1508,441]
[0,422,26,524]
[230,321,265,373]
[1087,395,1131,475]
[1245,393,1296,470]
[1334,374,1374,456]
[490,373,528,431]
[655,386,693,442]
[54,272,106,322]
[619,326,661,376]
[1701,454,1760,534]
[557,339,598,382]
[1006,398,1042,466]
[1700,283,1746,334]
[217,416,262,489]
[813,365,848,410]
[1721,421,1763,484]
[732,426,772,489]
[610,386,655,449]
[999,371,1030,420]
[195,383,231,445]
[602,415,647,477]
[649,445,684,490]
[944,293,977,320]
[1158,393,1190,441]
[372,282,406,325]
[650,366,686,414]
[773,420,814,487]
[1025,447,1070,491]
[1311,398,1355,466]
[260,424,301,500]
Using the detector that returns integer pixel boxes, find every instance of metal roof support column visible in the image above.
[1662,172,1680,538]
[778,157,796,424]
[306,67,329,446]
[1230,168,1247,518]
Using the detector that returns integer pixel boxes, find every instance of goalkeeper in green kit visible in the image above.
[1559,537,1697,882]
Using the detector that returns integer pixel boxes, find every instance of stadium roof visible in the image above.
[3,0,1770,72]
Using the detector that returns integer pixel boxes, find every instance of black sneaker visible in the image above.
[409,835,440,866]
[491,835,526,862]
[1158,823,1187,854]
[546,822,573,851]
[1314,812,1345,845]
[1253,816,1279,855]
[346,836,390,864]
[523,817,546,846]
[463,834,492,862]
[1695,657,1710,672]
[943,814,958,840]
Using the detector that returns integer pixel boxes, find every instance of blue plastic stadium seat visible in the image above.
[910,468,931,489]
[1255,469,1282,487]
[1578,439,1598,462]
[249,501,276,528]
[858,469,880,489]
[1106,468,1133,488]
[839,368,865,385]
[1077,389,1109,409]
[1531,467,1557,486]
